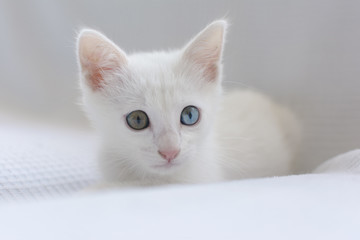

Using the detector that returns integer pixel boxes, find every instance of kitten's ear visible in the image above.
[77,29,127,90]
[182,20,227,82]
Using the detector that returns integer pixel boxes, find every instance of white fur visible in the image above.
[76,20,301,187]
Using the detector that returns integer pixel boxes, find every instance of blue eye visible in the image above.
[180,106,200,126]
[126,110,149,130]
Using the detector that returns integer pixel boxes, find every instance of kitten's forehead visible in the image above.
[104,50,217,116]
[128,51,181,72]
[121,51,196,105]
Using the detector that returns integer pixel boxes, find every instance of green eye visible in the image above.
[126,110,149,130]
[180,106,200,126]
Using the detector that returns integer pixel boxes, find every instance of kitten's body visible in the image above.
[216,90,300,180]
[77,20,300,187]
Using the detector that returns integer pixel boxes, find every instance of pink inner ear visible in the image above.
[205,63,218,81]
[195,45,222,81]
[80,45,123,90]
[185,45,221,82]
[183,21,225,82]
[78,31,127,91]
[85,64,114,90]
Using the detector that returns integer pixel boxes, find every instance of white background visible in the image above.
[0,0,359,172]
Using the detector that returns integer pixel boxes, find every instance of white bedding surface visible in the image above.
[0,119,100,201]
[314,149,360,174]
[1,173,359,240]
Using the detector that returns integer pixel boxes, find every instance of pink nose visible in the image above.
[158,149,180,162]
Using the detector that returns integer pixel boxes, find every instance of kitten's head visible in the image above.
[76,20,227,179]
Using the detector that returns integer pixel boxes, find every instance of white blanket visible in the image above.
[0,173,359,240]
[313,149,360,174]
[0,120,100,201]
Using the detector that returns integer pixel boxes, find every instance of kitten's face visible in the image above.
[77,21,226,177]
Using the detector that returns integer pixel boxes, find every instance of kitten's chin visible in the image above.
[152,162,180,169]
[148,162,182,175]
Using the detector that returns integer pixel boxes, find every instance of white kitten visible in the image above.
[76,20,300,187]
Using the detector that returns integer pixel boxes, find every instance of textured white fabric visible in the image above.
[313,149,360,174]
[0,121,100,201]
[1,174,359,240]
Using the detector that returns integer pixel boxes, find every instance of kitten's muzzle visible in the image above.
[158,149,180,163]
